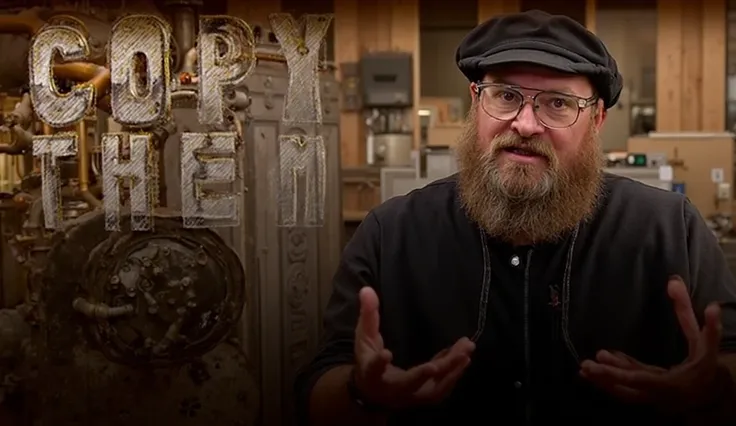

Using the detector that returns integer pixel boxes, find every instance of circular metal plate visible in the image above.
[43,211,245,366]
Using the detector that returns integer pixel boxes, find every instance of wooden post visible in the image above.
[334,0,420,166]
[478,0,520,23]
[585,0,597,34]
[655,0,726,132]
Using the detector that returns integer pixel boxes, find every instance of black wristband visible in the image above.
[346,366,386,412]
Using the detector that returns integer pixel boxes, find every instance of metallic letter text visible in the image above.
[277,134,326,227]
[197,16,256,126]
[101,133,158,231]
[180,132,240,228]
[109,15,172,127]
[33,134,78,229]
[269,14,332,124]
[29,26,94,127]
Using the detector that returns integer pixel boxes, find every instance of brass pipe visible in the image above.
[15,157,23,179]
[97,96,111,114]
[53,63,111,101]
[255,52,287,64]
[62,184,101,199]
[0,126,32,154]
[233,116,244,141]
[0,9,46,35]
[77,120,101,208]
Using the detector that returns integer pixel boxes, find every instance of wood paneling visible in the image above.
[478,0,520,22]
[656,0,726,132]
[334,0,420,167]
[585,0,596,33]
[227,0,282,24]
[629,135,734,217]
[334,0,361,166]
[701,0,727,132]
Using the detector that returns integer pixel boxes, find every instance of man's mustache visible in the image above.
[491,135,555,160]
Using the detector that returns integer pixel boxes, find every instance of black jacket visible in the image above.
[295,173,736,425]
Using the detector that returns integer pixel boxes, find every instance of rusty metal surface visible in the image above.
[14,210,259,426]
[0,6,343,426]
[0,8,113,93]
[243,60,343,426]
[161,60,343,425]
[77,213,245,366]
[28,338,259,426]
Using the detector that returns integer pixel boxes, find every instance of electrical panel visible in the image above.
[359,52,413,108]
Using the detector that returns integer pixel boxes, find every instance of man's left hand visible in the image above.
[580,276,723,412]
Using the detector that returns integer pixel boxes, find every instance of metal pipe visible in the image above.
[6,93,33,129]
[169,5,197,72]
[53,62,111,101]
[77,120,101,208]
[72,297,134,319]
[181,47,197,74]
[0,8,46,35]
[0,126,32,154]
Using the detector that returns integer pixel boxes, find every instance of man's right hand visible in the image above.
[352,286,476,410]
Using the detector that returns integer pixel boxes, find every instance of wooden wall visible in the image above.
[334,0,421,167]
[488,0,727,133]
[225,0,730,163]
[223,0,731,217]
[478,0,520,20]
[227,0,283,24]
[654,0,726,132]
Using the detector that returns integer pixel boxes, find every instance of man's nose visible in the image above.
[510,103,545,137]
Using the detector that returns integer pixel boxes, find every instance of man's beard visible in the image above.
[456,107,604,244]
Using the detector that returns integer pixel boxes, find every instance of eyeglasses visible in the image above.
[474,82,598,129]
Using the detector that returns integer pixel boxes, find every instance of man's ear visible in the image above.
[594,99,606,129]
[469,83,477,101]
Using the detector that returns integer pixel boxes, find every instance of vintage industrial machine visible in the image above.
[361,51,415,167]
[0,3,341,426]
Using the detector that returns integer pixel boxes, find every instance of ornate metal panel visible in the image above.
[246,60,342,425]
[160,59,342,425]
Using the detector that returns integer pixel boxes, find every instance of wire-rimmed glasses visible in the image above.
[474,82,598,129]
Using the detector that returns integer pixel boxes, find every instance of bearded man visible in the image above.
[295,10,736,426]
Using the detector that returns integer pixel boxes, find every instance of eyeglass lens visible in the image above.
[480,85,581,129]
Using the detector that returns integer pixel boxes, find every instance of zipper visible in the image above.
[523,249,534,425]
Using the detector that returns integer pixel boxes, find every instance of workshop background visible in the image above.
[0,0,734,425]
[334,0,736,252]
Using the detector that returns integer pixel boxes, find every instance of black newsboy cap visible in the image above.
[455,9,623,109]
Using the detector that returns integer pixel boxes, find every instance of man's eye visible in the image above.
[494,91,517,102]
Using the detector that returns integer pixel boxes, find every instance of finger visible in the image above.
[667,277,700,357]
[581,368,650,404]
[580,360,665,391]
[425,356,472,401]
[431,338,476,375]
[431,348,450,361]
[453,337,477,356]
[595,350,636,369]
[700,303,723,359]
[595,350,667,373]
[360,348,392,379]
[357,287,381,343]
[385,362,438,394]
[431,337,475,361]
